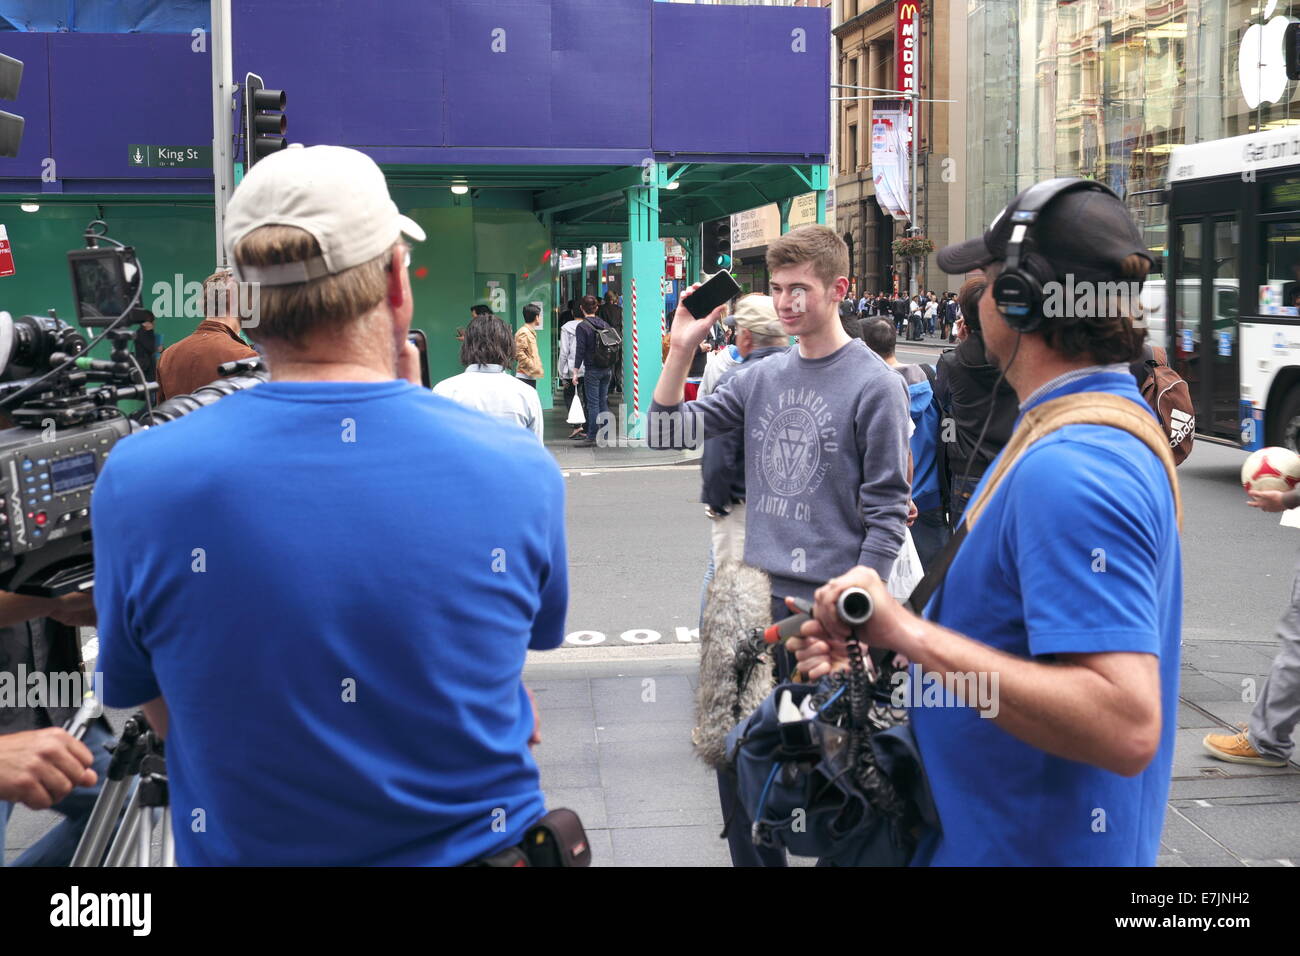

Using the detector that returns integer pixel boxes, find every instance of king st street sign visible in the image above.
[127,144,212,168]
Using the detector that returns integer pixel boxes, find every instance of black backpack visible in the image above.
[584,318,621,368]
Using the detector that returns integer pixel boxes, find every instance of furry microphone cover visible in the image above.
[694,561,774,769]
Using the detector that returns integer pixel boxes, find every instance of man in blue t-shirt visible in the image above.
[93,146,568,866]
[788,179,1182,866]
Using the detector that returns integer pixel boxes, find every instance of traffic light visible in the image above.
[0,53,24,159]
[714,219,732,270]
[701,218,733,273]
[243,72,287,169]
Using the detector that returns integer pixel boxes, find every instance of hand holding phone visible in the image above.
[669,271,739,355]
[683,270,742,319]
[404,329,431,387]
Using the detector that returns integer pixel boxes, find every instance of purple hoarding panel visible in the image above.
[445,0,552,147]
[652,3,828,159]
[2,0,826,192]
[49,34,211,180]
[0,33,51,182]
[548,0,649,150]
[232,0,446,149]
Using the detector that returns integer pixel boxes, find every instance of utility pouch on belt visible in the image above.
[466,808,591,868]
[524,808,592,867]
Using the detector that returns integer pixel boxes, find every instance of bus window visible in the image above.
[1263,220,1300,316]
[1218,288,1239,323]
[1265,177,1300,211]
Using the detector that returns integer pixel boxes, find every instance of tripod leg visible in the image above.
[104,788,144,867]
[161,807,175,867]
[70,776,132,868]
[135,807,153,867]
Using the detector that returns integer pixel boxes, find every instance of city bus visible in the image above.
[1166,125,1300,452]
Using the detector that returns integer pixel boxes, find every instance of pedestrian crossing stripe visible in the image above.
[565,627,699,646]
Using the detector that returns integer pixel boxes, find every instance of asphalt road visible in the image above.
[564,341,1295,650]
[561,430,1293,648]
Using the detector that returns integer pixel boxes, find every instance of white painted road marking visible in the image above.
[564,626,699,646]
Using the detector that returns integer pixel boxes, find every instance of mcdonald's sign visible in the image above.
[895,1,920,99]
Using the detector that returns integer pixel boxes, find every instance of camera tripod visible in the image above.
[66,703,174,867]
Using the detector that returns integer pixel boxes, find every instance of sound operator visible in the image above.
[92,145,569,866]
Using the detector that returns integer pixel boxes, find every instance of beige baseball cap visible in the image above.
[224,145,426,286]
[724,295,783,337]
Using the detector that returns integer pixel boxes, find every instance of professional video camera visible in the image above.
[0,220,266,597]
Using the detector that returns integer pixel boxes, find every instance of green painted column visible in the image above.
[621,165,665,442]
[683,236,699,288]
[778,197,792,235]
[596,243,604,297]
[811,164,830,226]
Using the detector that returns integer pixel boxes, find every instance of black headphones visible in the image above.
[991,177,1122,333]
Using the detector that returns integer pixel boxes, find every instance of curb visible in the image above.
[544,446,702,470]
[897,338,956,351]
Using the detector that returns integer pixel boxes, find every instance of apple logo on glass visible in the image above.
[1241,0,1294,109]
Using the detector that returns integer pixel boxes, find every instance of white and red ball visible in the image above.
[1241,446,1300,494]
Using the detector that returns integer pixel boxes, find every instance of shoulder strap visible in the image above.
[906,391,1182,616]
[965,391,1182,531]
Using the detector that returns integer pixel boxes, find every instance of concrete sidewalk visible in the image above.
[543,392,702,470]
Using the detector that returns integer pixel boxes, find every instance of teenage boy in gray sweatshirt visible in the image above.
[650,224,911,868]
[652,225,911,607]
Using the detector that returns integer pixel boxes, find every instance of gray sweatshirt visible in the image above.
[650,338,910,601]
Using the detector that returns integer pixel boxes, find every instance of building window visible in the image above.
[848,123,858,170]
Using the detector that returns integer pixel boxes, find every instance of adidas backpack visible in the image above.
[1134,344,1194,466]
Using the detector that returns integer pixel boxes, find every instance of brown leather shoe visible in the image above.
[1202,731,1287,767]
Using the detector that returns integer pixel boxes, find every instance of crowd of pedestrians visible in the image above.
[842,289,961,343]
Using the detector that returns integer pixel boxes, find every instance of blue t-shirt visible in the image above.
[93,380,568,866]
[912,371,1181,866]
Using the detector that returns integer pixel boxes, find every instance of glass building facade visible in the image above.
[966,0,1300,266]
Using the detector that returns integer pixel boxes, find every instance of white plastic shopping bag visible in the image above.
[887,528,923,600]
[566,393,585,425]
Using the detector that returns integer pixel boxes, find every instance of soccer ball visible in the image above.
[1241,446,1300,493]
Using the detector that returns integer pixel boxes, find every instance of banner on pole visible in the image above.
[871,110,910,220]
